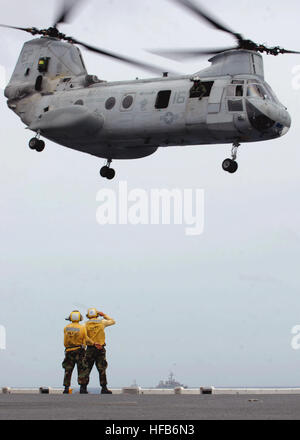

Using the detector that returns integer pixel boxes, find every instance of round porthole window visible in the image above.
[122,95,134,109]
[105,97,116,110]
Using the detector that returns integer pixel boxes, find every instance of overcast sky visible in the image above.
[1,0,300,389]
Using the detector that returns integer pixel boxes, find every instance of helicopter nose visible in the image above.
[279,124,290,137]
[246,100,291,137]
[279,109,291,136]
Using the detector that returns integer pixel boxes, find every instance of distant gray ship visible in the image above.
[156,372,188,389]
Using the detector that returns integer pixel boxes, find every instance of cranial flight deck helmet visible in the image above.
[86,308,99,319]
[66,310,83,323]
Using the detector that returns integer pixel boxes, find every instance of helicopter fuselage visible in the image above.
[5,38,291,161]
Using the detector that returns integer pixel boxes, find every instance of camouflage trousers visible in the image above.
[62,348,89,387]
[84,346,108,387]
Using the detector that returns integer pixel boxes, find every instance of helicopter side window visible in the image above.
[227,85,244,97]
[155,90,171,109]
[122,95,134,109]
[189,81,214,99]
[105,97,116,110]
[236,85,243,97]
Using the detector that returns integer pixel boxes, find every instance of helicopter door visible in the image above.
[206,79,236,136]
[225,81,249,133]
[207,79,226,114]
[186,80,214,126]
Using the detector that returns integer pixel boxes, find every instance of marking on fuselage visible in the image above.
[160,112,178,125]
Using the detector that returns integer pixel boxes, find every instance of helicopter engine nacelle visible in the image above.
[198,49,265,79]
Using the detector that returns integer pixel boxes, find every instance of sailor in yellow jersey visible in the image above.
[62,310,95,394]
[84,308,116,394]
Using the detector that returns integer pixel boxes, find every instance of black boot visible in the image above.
[63,387,69,394]
[80,385,88,394]
[101,386,112,394]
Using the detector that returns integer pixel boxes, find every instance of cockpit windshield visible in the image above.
[263,82,281,104]
[246,79,281,104]
[247,83,268,99]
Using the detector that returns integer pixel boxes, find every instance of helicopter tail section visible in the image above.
[5,37,88,100]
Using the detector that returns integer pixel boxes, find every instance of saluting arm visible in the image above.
[100,313,116,327]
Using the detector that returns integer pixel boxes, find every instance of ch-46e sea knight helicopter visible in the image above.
[1,0,298,179]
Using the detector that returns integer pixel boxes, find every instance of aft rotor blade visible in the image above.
[72,38,167,74]
[171,0,242,41]
[279,48,300,55]
[149,46,238,61]
[53,0,83,27]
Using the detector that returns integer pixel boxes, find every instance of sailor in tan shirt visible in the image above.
[84,308,116,394]
[62,310,95,394]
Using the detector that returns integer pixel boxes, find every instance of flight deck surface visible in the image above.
[1,393,300,420]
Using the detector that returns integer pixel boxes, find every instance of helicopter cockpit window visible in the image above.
[247,84,268,99]
[263,82,280,104]
[227,85,244,97]
[236,85,243,96]
[155,90,171,109]
[189,81,214,99]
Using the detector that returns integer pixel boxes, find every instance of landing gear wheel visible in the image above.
[35,140,45,152]
[100,160,116,180]
[222,158,238,174]
[100,166,109,178]
[29,138,45,152]
[29,138,39,150]
[106,168,116,180]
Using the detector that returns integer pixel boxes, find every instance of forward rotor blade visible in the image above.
[149,46,238,61]
[171,0,242,41]
[71,38,166,74]
[0,23,40,35]
[0,24,33,33]
[53,0,83,27]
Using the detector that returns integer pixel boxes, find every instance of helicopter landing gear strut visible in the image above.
[222,141,240,174]
[100,159,116,180]
[29,131,45,153]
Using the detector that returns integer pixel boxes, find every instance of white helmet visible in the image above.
[66,310,83,323]
[86,308,98,319]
